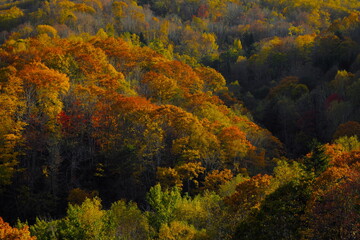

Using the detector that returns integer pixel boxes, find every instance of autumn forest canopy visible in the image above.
[0,0,360,239]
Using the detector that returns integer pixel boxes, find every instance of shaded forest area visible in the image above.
[0,0,359,239]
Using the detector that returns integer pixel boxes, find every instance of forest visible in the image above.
[0,0,359,239]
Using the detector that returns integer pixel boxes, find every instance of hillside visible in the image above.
[0,0,359,239]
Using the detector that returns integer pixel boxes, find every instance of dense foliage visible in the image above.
[1,0,360,239]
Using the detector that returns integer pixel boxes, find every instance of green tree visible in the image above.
[61,197,105,240]
[146,184,182,232]
[30,198,105,240]
[105,200,150,240]
[30,218,61,240]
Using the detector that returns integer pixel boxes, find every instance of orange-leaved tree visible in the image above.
[141,71,179,103]
[218,126,255,170]
[0,217,36,240]
[203,169,233,192]
[225,174,273,212]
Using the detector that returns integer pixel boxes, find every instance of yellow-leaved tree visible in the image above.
[0,66,25,190]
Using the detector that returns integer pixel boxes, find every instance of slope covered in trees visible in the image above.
[0,32,282,222]
[2,0,360,154]
[0,0,360,239]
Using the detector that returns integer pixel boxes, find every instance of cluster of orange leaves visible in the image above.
[0,218,36,240]
[225,174,272,211]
